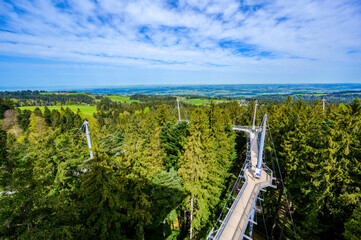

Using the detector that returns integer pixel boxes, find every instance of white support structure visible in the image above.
[255,114,267,178]
[252,100,258,129]
[83,120,93,159]
[249,208,256,235]
[177,98,181,121]
[322,98,326,112]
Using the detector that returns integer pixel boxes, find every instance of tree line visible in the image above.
[0,91,95,106]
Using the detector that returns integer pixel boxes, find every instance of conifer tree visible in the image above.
[119,113,165,239]
[80,151,125,239]
[160,121,189,170]
[178,109,229,239]
[156,104,172,126]
[0,129,8,188]
[344,205,361,240]
[44,106,52,126]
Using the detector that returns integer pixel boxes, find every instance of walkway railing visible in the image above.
[207,136,251,240]
[233,125,251,130]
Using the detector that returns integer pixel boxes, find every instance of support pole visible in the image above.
[249,208,255,236]
[252,100,258,129]
[322,98,326,112]
[255,114,267,178]
[177,98,181,121]
[83,120,93,159]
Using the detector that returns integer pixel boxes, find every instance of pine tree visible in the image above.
[44,106,52,126]
[344,205,361,240]
[80,151,125,239]
[0,129,8,189]
[178,109,228,239]
[160,121,189,170]
[119,113,165,239]
[156,104,172,126]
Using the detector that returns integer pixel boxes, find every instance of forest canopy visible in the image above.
[0,95,360,240]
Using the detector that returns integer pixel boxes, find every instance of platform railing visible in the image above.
[207,135,251,240]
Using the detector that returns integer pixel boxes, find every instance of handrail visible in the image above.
[233,125,251,129]
[262,163,274,180]
[239,181,269,238]
[235,183,259,238]
[207,161,250,240]
[209,167,275,239]
[207,132,277,240]
[233,125,262,131]
[213,163,250,240]
[236,170,274,239]
[207,136,251,240]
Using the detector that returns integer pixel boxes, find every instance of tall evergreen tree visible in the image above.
[80,151,126,239]
[119,113,165,239]
[178,108,232,239]
[160,121,189,170]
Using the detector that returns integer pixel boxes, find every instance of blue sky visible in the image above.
[0,0,361,89]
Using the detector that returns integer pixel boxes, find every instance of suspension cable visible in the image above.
[181,102,189,121]
[266,135,278,180]
[260,197,270,240]
[268,127,298,240]
[257,103,297,238]
[207,133,251,238]
[58,124,84,152]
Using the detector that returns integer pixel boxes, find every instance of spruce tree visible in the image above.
[178,109,228,239]
[119,113,165,239]
[80,151,125,240]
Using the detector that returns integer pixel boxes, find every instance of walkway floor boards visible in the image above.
[215,130,272,240]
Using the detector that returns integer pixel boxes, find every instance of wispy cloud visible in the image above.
[0,0,360,74]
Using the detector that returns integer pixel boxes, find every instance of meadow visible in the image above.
[180,98,229,105]
[103,95,141,103]
[19,105,97,115]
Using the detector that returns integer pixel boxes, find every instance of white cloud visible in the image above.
[0,0,360,76]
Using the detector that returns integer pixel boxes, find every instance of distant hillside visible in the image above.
[71,83,361,99]
[254,90,361,103]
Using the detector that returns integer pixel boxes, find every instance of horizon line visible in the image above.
[1,82,361,92]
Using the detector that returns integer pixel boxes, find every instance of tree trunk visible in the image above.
[279,201,289,240]
[190,196,194,240]
[140,225,145,240]
[182,210,187,235]
[271,186,283,238]
[163,219,166,237]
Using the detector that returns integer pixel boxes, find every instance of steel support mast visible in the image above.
[177,98,181,121]
[322,98,326,112]
[255,114,267,178]
[83,120,93,159]
[252,100,258,129]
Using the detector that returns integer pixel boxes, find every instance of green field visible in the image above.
[19,105,97,115]
[180,98,229,105]
[104,95,141,103]
[40,92,89,95]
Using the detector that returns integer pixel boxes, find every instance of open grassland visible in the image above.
[40,92,88,95]
[19,105,97,115]
[104,95,141,103]
[180,98,229,105]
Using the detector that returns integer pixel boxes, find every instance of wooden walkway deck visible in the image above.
[214,130,272,240]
